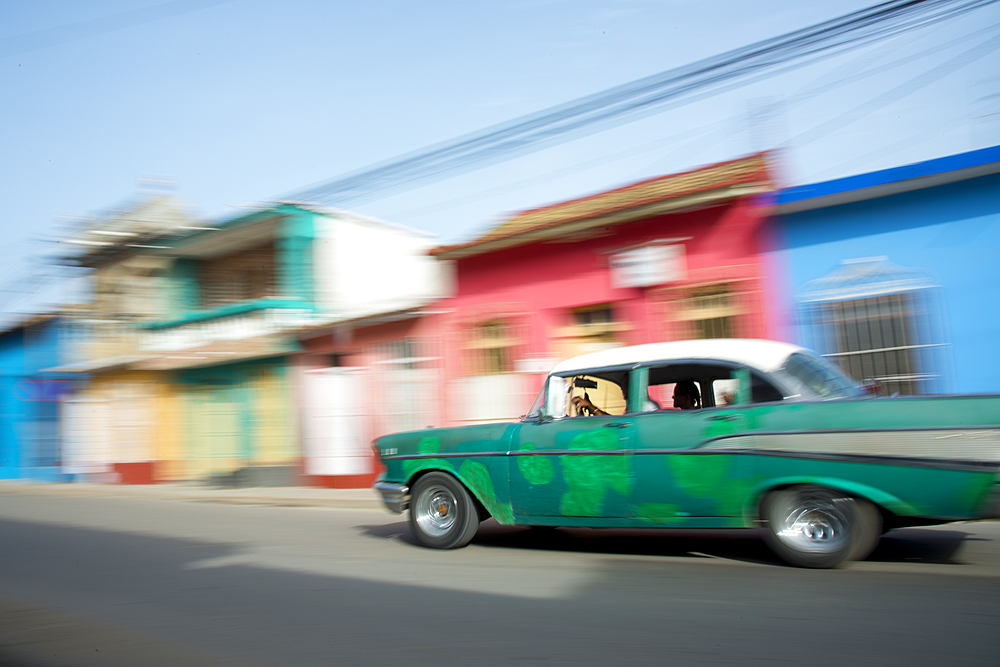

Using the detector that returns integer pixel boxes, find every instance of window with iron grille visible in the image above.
[678,284,739,339]
[198,242,277,308]
[549,304,628,359]
[800,258,949,396]
[574,305,614,327]
[371,338,437,434]
[466,319,516,375]
[571,304,621,347]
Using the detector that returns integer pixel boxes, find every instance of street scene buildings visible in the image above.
[2,145,998,487]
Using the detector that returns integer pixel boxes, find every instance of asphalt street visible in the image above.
[0,488,997,666]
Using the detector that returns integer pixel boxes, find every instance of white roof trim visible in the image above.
[549,338,805,375]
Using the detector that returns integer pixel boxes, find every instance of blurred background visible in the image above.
[1,0,998,488]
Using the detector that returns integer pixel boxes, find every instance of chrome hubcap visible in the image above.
[415,484,457,537]
[773,490,852,554]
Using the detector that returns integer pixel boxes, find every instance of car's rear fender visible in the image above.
[748,476,919,521]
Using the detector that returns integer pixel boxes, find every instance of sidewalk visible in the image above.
[0,480,387,511]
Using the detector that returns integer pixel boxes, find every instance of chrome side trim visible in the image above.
[374,481,410,514]
[508,449,630,457]
[748,449,999,472]
[633,446,999,470]
[385,450,629,461]
[747,429,1000,463]
[381,452,508,461]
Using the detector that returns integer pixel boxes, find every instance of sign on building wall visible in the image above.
[609,244,686,289]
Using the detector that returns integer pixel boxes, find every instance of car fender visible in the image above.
[404,458,515,525]
[749,476,919,518]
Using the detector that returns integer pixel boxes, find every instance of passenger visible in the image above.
[672,380,701,410]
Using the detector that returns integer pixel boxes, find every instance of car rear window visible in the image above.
[781,352,863,399]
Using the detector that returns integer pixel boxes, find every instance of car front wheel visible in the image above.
[409,472,481,549]
[761,485,878,568]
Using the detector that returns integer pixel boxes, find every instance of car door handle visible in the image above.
[604,422,631,428]
[708,414,741,422]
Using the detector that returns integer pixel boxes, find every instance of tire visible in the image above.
[761,485,877,568]
[408,472,480,549]
[847,498,882,562]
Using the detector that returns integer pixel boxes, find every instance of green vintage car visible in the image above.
[374,339,999,567]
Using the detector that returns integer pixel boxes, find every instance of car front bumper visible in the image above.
[374,480,409,514]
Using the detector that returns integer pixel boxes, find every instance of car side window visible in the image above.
[647,363,727,410]
[751,372,784,403]
[712,378,740,407]
[560,374,627,417]
[647,379,705,411]
[713,373,784,405]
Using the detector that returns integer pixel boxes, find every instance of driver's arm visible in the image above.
[572,395,607,416]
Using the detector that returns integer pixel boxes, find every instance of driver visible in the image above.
[572,394,608,416]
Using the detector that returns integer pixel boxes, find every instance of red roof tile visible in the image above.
[431,153,772,259]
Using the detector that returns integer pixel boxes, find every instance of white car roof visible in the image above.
[549,338,806,375]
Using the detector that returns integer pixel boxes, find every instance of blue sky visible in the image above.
[2,0,999,318]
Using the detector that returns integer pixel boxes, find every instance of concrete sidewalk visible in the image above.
[0,480,387,511]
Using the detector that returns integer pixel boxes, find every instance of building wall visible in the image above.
[313,214,450,319]
[63,371,163,484]
[175,358,298,484]
[772,172,1000,394]
[153,378,184,481]
[0,329,26,479]
[0,320,76,481]
[297,314,446,488]
[439,197,774,424]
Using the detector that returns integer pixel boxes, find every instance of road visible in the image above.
[0,489,997,666]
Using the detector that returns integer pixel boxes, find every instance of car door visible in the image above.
[510,373,631,520]
[628,366,755,525]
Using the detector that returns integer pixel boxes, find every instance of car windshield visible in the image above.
[779,352,864,399]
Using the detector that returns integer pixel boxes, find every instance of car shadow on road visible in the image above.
[359,519,782,565]
[359,520,981,567]
[866,528,972,565]
[358,520,420,546]
[475,521,783,565]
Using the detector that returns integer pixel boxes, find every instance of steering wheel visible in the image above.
[574,392,596,417]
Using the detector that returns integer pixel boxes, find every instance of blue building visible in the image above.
[0,315,79,480]
[771,145,1000,395]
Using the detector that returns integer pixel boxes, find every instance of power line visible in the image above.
[784,30,1000,148]
[283,0,999,207]
[812,113,965,180]
[384,121,727,222]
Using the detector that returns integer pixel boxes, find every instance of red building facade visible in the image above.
[431,153,780,426]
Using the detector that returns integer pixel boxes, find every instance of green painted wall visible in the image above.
[165,258,199,318]
[176,357,297,479]
[277,207,317,306]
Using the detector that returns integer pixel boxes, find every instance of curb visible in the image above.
[0,481,386,512]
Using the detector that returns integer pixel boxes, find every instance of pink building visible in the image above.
[430,153,779,426]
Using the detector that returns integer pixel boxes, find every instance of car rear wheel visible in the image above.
[847,497,882,562]
[409,472,480,549]
[761,485,877,568]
